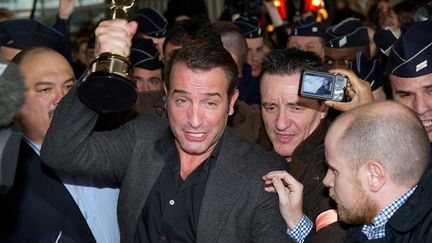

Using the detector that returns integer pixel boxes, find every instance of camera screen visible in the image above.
[301,73,334,99]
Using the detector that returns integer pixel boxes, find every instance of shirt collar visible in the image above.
[362,185,418,240]
[155,127,225,172]
[22,135,41,156]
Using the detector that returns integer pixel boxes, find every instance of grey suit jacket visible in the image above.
[42,87,291,243]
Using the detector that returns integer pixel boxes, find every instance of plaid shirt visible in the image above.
[286,215,313,243]
[361,185,417,240]
[287,185,418,243]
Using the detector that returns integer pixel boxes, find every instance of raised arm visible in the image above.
[41,19,139,183]
[325,68,374,112]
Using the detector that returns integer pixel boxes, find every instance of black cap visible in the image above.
[349,51,385,91]
[291,15,326,39]
[130,38,163,70]
[326,17,369,48]
[132,7,168,38]
[0,19,66,52]
[233,16,262,38]
[373,27,398,56]
[387,21,432,78]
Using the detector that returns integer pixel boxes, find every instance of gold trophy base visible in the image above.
[78,53,137,112]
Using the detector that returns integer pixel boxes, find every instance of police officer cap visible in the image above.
[0,19,66,52]
[132,7,168,38]
[233,16,262,38]
[350,51,385,91]
[130,38,163,71]
[387,21,432,78]
[373,27,398,56]
[326,17,369,48]
[291,15,326,39]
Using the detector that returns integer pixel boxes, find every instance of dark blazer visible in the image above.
[42,87,292,243]
[0,140,95,243]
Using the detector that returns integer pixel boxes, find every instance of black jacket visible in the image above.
[343,167,432,243]
[0,140,95,243]
[292,119,346,243]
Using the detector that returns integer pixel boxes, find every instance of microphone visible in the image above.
[0,59,26,127]
[0,59,26,194]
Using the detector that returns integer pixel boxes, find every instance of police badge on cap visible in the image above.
[233,16,262,38]
[291,15,326,39]
[326,17,369,48]
[387,21,432,78]
[132,7,168,38]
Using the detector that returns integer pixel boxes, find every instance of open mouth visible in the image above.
[188,132,205,138]
[184,131,207,142]
[423,119,432,127]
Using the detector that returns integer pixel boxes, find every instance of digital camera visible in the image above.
[299,70,348,102]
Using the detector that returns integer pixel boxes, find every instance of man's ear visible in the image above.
[228,89,239,116]
[366,160,386,192]
[320,103,329,119]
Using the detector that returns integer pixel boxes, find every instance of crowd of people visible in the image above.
[1,0,432,242]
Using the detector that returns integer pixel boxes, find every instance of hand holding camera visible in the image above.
[325,69,374,111]
[299,70,348,102]
[299,69,374,112]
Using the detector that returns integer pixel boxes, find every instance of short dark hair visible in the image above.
[213,21,248,71]
[261,48,327,77]
[164,42,238,98]
[163,18,223,56]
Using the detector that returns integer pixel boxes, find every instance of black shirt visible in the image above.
[135,129,221,242]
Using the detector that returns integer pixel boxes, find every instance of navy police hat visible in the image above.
[350,51,385,91]
[233,16,262,38]
[291,15,326,39]
[326,18,369,48]
[373,27,398,56]
[387,21,432,78]
[0,19,65,52]
[130,38,163,70]
[132,7,168,38]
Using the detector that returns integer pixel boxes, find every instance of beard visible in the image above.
[329,182,379,225]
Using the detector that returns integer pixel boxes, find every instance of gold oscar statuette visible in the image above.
[77,0,137,112]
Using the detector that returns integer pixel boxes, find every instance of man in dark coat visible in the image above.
[41,19,291,243]
[0,47,118,243]
[260,48,346,242]
[264,101,432,243]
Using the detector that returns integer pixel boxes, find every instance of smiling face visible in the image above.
[15,49,75,145]
[390,73,432,142]
[260,72,327,158]
[165,62,238,159]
